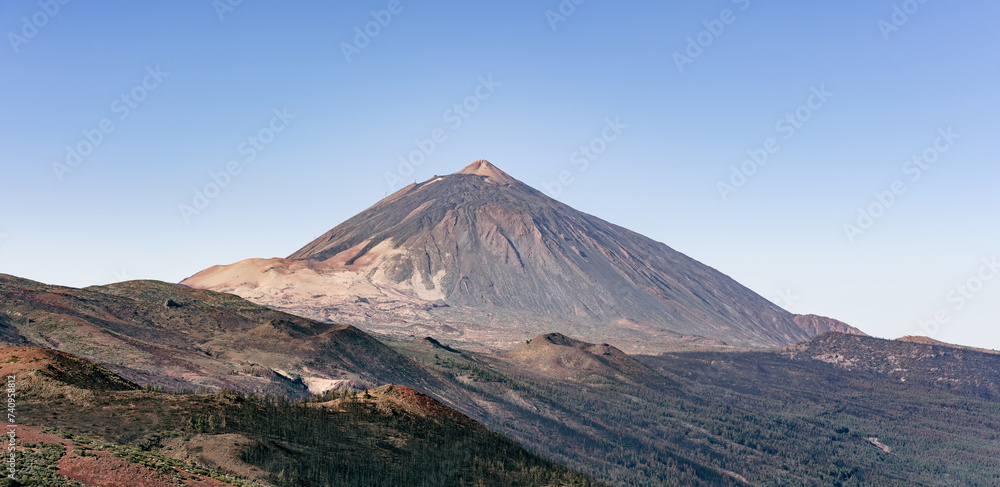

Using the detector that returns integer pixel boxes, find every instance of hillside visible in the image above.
[895,334,1000,354]
[7,425,253,487]
[0,347,254,486]
[387,332,1000,486]
[784,332,1000,400]
[0,347,138,395]
[502,333,662,381]
[6,273,998,485]
[792,314,868,337]
[4,346,602,487]
[0,274,469,404]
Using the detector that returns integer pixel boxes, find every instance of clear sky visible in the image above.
[2,1,997,349]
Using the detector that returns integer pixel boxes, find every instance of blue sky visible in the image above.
[2,1,998,349]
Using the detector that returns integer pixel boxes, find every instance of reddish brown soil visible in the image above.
[314,384,475,425]
[15,425,241,487]
[0,347,73,376]
[59,451,179,487]
[377,384,470,422]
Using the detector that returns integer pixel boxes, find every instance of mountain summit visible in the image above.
[184,161,859,350]
[455,159,518,184]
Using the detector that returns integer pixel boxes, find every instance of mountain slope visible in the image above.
[5,346,603,487]
[0,274,468,403]
[184,160,845,350]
